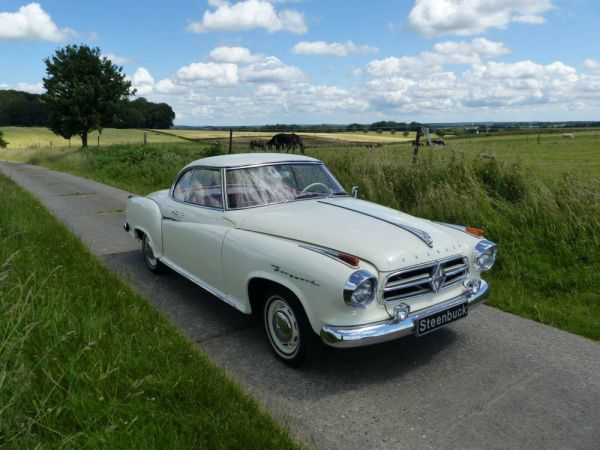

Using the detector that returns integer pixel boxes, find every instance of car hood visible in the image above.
[226,198,469,271]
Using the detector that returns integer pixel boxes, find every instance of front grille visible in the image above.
[383,256,469,301]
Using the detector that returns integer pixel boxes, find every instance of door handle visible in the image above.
[171,210,184,217]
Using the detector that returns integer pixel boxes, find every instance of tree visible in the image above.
[0,130,7,149]
[435,129,445,137]
[43,45,134,147]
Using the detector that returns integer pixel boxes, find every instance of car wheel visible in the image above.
[142,234,165,274]
[263,287,316,367]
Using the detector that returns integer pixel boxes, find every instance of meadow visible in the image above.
[0,126,185,149]
[1,128,599,342]
[154,128,415,143]
[0,173,300,448]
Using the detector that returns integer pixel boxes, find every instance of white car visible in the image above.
[124,153,497,366]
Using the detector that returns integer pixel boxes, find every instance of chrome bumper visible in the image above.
[320,280,489,348]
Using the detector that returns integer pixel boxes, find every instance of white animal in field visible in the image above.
[561,133,574,139]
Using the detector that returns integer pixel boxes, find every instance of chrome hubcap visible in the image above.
[266,297,299,357]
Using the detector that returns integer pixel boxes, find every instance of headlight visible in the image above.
[344,270,377,308]
[474,240,497,272]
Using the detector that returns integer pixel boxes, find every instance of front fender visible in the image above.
[222,229,390,334]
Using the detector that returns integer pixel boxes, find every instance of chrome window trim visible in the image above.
[223,161,347,211]
[380,255,469,303]
[169,166,225,212]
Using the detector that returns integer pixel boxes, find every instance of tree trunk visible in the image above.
[81,132,88,148]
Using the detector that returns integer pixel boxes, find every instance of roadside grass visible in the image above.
[0,173,301,449]
[26,143,211,194]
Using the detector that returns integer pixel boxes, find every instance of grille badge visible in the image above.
[431,264,446,292]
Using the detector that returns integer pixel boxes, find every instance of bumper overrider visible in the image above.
[320,279,489,348]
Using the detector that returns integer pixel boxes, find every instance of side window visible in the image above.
[185,169,223,208]
[173,170,192,201]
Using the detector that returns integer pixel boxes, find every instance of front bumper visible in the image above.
[320,279,489,348]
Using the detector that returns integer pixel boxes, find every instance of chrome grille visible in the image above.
[383,256,469,301]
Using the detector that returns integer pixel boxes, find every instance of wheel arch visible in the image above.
[247,275,319,334]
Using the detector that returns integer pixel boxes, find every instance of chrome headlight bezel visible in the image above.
[344,270,377,308]
[473,240,497,272]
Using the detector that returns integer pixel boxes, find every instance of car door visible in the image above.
[161,167,231,293]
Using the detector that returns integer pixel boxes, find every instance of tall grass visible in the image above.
[320,150,600,339]
[0,174,299,448]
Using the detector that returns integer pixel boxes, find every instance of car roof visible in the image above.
[183,153,321,169]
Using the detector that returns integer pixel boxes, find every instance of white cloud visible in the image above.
[102,53,131,65]
[131,67,155,95]
[240,56,306,83]
[207,46,263,63]
[155,78,187,95]
[407,0,553,37]
[0,2,76,41]
[119,42,599,124]
[292,40,379,57]
[582,59,600,71]
[15,81,44,94]
[176,62,239,86]
[367,38,509,75]
[433,38,509,58]
[188,0,307,34]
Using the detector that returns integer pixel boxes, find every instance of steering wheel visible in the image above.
[300,182,331,195]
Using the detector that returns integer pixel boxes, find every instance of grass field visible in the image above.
[0,126,185,149]
[0,173,300,448]
[155,129,415,143]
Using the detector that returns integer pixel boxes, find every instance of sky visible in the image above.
[0,0,599,125]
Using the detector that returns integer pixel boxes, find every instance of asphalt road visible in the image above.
[1,161,598,450]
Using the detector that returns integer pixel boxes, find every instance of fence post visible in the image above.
[228,128,233,154]
[537,133,541,144]
[143,132,147,147]
[97,135,100,148]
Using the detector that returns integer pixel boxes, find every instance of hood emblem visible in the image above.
[318,201,434,248]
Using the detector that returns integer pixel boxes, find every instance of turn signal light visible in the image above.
[466,227,485,238]
[338,252,360,266]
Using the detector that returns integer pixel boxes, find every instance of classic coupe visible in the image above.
[124,153,497,366]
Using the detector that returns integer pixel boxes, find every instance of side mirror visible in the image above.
[351,186,359,198]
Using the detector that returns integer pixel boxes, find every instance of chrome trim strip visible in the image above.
[159,258,242,311]
[432,221,484,239]
[317,201,434,248]
[298,244,360,269]
[321,280,489,348]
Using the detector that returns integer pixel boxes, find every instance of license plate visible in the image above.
[415,302,468,336]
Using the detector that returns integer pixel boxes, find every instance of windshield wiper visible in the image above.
[294,192,328,200]
[329,191,349,197]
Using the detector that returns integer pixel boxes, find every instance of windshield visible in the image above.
[226,163,346,209]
